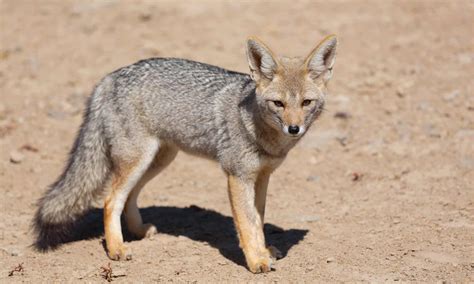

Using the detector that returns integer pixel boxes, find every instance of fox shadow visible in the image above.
[57,205,308,267]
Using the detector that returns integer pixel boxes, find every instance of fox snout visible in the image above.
[283,124,306,136]
[280,106,307,137]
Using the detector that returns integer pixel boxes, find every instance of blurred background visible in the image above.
[0,0,473,282]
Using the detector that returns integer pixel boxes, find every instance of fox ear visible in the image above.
[305,35,338,82]
[246,37,279,81]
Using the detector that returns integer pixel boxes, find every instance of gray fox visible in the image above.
[34,35,337,273]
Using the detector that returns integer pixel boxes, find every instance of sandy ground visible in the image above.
[0,0,473,282]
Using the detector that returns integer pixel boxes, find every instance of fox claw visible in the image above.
[248,257,273,273]
[247,247,276,273]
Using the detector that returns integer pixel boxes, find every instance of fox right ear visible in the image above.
[246,37,279,81]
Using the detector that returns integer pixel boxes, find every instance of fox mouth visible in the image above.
[285,133,304,139]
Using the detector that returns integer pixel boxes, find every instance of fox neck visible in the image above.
[255,118,299,158]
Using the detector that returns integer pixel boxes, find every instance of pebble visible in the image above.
[306,175,320,182]
[417,101,433,112]
[326,257,335,263]
[9,151,24,164]
[334,111,351,120]
[396,87,406,98]
[443,90,460,101]
[422,123,441,138]
[300,216,320,223]
[351,172,363,181]
[47,110,68,120]
[139,11,152,22]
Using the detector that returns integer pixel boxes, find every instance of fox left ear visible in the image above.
[305,35,338,82]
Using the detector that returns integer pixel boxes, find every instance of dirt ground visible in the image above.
[0,0,473,282]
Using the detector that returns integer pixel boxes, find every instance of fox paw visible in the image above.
[141,223,157,238]
[247,248,276,273]
[248,256,273,273]
[130,223,157,239]
[268,245,282,260]
[107,244,132,261]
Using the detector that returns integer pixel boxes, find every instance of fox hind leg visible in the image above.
[103,138,159,261]
[124,144,178,239]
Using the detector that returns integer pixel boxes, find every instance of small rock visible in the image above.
[10,151,24,164]
[139,12,152,22]
[47,110,68,120]
[443,90,460,102]
[422,123,441,138]
[334,111,351,120]
[306,175,320,182]
[326,257,335,263]
[300,216,320,223]
[396,88,406,98]
[336,136,348,147]
[417,101,433,112]
[20,144,39,152]
[351,172,363,181]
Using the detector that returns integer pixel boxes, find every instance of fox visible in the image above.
[33,35,337,273]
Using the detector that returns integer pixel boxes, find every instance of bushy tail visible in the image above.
[33,79,112,250]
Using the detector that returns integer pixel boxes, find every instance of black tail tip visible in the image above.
[32,214,75,252]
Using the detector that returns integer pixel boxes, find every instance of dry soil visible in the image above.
[0,0,473,282]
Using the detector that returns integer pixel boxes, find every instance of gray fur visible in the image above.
[33,39,336,250]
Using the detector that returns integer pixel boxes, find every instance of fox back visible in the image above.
[96,36,337,170]
[101,58,253,159]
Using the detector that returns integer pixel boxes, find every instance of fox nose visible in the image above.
[288,125,300,135]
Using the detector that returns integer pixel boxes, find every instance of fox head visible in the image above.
[246,35,337,138]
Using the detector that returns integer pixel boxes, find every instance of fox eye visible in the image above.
[272,101,284,108]
[302,99,313,107]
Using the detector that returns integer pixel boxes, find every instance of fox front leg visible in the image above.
[227,174,273,273]
[255,170,282,260]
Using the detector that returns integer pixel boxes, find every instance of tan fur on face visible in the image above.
[258,56,325,129]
